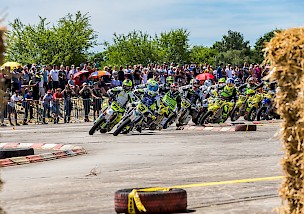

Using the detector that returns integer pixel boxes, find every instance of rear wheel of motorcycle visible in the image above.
[163,114,176,129]
[257,107,268,121]
[89,118,105,135]
[113,118,131,136]
[248,107,257,121]
[198,111,213,125]
[230,107,240,122]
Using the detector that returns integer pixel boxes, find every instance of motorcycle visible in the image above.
[113,101,150,136]
[148,101,177,130]
[246,93,263,121]
[88,101,125,135]
[176,98,204,126]
[198,98,234,125]
[256,93,280,121]
[230,94,247,122]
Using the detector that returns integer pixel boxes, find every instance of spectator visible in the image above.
[62,85,75,123]
[22,90,33,125]
[49,64,59,90]
[53,88,63,124]
[216,63,224,79]
[111,71,121,88]
[118,66,125,82]
[42,90,53,124]
[8,90,22,126]
[92,82,103,120]
[79,82,96,122]
[225,64,233,78]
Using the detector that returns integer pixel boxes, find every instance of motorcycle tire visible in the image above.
[198,111,213,125]
[113,118,131,136]
[230,107,241,122]
[248,107,257,121]
[163,114,176,129]
[257,107,269,121]
[89,118,105,135]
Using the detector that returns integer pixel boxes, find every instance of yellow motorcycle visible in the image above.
[198,98,234,124]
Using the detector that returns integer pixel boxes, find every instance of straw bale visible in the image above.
[265,27,304,214]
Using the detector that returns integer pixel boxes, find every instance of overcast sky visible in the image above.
[2,0,304,52]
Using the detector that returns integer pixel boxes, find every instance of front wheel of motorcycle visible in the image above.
[198,111,213,125]
[89,118,106,135]
[248,107,257,121]
[113,118,131,136]
[230,107,240,122]
[257,106,268,121]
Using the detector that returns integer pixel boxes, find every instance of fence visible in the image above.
[0,98,108,125]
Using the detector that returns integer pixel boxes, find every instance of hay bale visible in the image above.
[0,24,6,214]
[265,27,304,214]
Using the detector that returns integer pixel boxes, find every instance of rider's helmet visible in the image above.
[147,78,155,84]
[218,77,226,85]
[234,78,241,87]
[122,79,132,91]
[247,77,255,88]
[147,80,159,97]
[166,76,174,85]
[226,78,234,86]
[170,82,179,96]
[246,88,255,96]
[192,79,201,90]
[204,79,212,87]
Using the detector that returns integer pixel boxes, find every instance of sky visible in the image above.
[2,0,304,52]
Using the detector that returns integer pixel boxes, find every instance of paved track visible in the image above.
[0,121,283,214]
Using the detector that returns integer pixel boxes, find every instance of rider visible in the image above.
[107,79,137,128]
[134,80,161,111]
[160,82,181,129]
[159,76,174,95]
[217,78,237,121]
[178,79,204,126]
[238,77,264,94]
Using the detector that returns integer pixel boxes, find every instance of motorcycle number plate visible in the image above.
[181,100,191,108]
[137,103,148,113]
[111,102,122,112]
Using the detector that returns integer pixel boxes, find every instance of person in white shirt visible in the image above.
[49,64,59,89]
[225,64,233,78]
[8,90,22,126]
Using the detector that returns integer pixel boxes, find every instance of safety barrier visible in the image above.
[0,98,108,125]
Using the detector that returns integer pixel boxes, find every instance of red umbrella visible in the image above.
[73,70,89,79]
[196,73,214,81]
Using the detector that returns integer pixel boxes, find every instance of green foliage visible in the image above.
[103,31,158,66]
[6,11,97,66]
[213,30,252,65]
[156,29,190,64]
[189,46,217,65]
[213,30,250,53]
[253,29,282,63]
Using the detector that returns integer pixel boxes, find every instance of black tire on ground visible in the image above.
[0,148,34,159]
[234,124,257,131]
[257,107,269,121]
[114,188,187,214]
[89,118,105,135]
[247,107,257,121]
[113,118,131,136]
[198,111,213,125]
[230,107,241,122]
[163,114,176,129]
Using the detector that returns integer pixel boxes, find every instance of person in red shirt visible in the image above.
[53,88,63,124]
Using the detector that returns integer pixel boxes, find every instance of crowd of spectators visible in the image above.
[0,61,270,126]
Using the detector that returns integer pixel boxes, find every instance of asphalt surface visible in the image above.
[0,121,283,214]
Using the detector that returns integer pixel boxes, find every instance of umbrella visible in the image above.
[73,70,89,79]
[90,70,109,78]
[196,73,214,81]
[1,62,22,70]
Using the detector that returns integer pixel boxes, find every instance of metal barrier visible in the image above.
[0,98,107,125]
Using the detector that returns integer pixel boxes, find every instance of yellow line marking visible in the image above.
[171,176,284,189]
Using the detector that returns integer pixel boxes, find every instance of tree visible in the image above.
[156,29,190,64]
[5,12,97,66]
[213,30,251,65]
[189,46,217,65]
[103,31,158,66]
[213,30,250,53]
[253,29,281,63]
